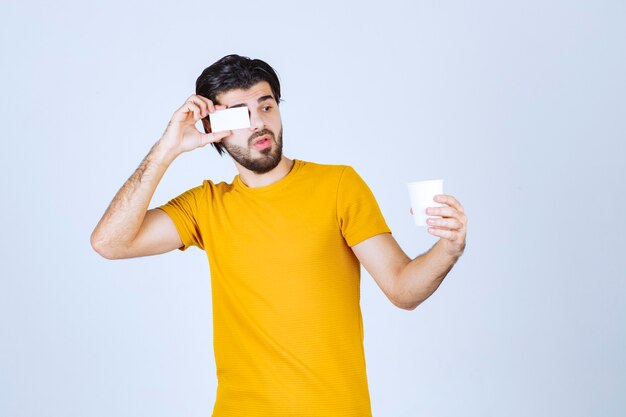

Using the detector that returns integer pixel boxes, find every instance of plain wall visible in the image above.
[1,1,624,416]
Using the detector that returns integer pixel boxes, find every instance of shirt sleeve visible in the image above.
[336,166,392,247]
[157,183,206,251]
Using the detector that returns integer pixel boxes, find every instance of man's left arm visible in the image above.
[351,194,467,310]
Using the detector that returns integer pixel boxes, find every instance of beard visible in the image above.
[222,127,284,174]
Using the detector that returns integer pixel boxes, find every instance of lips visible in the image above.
[251,134,271,145]
[253,136,271,150]
[250,133,273,151]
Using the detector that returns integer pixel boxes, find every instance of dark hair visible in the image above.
[196,54,282,156]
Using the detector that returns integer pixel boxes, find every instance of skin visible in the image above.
[90,81,467,311]
[352,195,467,310]
[202,81,294,187]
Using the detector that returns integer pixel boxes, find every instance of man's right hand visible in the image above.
[91,94,232,259]
[158,95,232,157]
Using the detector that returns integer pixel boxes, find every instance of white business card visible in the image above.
[208,107,251,132]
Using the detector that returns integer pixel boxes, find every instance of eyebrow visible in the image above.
[228,95,275,109]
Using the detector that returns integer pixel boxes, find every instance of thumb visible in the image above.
[200,130,232,147]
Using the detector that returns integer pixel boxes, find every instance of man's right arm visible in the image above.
[90,95,230,260]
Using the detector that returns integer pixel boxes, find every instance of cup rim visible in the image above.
[408,179,444,185]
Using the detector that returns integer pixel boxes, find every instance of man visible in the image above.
[91,54,467,416]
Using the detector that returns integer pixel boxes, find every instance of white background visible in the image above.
[1,1,625,416]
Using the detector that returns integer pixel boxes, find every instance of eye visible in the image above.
[262,105,272,112]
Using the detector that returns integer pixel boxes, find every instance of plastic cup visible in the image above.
[408,179,444,226]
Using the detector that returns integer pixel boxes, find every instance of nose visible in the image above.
[248,108,265,131]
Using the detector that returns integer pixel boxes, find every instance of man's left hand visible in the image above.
[423,194,467,257]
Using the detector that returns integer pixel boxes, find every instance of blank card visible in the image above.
[208,107,251,132]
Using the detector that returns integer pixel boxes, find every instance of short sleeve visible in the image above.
[157,184,206,251]
[336,166,392,246]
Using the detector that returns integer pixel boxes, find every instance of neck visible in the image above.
[236,156,295,188]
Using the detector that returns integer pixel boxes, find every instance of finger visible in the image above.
[187,96,212,119]
[204,104,227,120]
[181,100,203,120]
[195,95,217,114]
[425,206,458,219]
[428,204,468,227]
[433,194,465,214]
[172,100,201,122]
[201,130,231,145]
[427,227,456,240]
[410,207,413,215]
[426,217,463,230]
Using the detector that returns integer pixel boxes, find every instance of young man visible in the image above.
[91,54,467,416]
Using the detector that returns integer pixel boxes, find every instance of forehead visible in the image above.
[216,81,275,107]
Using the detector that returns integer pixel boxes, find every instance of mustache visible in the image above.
[248,129,274,145]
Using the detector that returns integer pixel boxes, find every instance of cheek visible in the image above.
[224,132,250,146]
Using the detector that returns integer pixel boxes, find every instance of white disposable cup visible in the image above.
[408,179,444,226]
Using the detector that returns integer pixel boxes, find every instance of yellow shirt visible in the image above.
[159,159,391,416]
